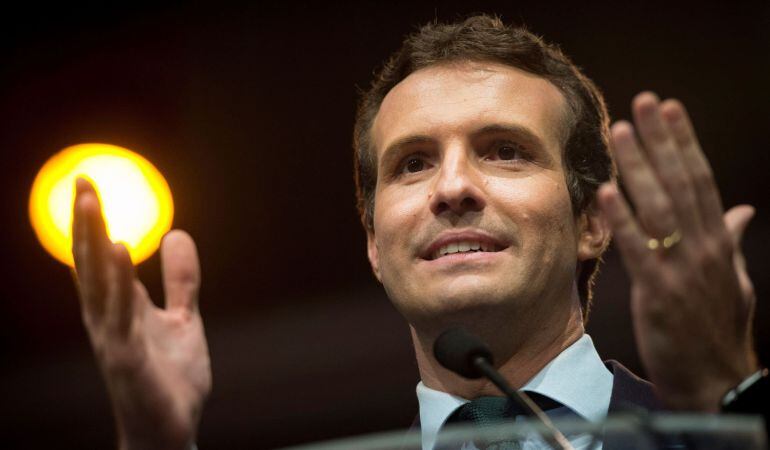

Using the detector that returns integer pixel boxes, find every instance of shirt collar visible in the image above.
[519,334,612,423]
[416,334,613,450]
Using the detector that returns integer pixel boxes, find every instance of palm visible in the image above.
[107,299,211,448]
[144,306,211,407]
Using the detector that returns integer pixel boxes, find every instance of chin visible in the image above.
[395,280,526,326]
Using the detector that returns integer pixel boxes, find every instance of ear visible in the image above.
[577,200,611,262]
[366,228,382,282]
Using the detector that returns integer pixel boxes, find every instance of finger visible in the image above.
[610,121,678,238]
[723,204,754,281]
[72,177,112,320]
[723,205,756,304]
[632,92,702,233]
[161,230,201,312]
[597,183,651,280]
[132,281,154,324]
[660,99,725,231]
[106,242,136,337]
[723,205,755,246]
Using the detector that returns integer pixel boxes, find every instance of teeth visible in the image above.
[432,241,497,259]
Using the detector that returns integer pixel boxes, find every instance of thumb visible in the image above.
[723,204,755,246]
[724,205,756,304]
[161,230,201,312]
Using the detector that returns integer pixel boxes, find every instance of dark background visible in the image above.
[1,1,768,448]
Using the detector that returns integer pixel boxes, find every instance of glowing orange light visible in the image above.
[29,143,174,267]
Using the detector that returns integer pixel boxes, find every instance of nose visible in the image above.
[429,146,487,216]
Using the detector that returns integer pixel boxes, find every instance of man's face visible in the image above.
[367,62,596,328]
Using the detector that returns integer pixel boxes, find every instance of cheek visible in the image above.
[372,186,425,259]
[493,178,579,290]
[490,177,576,243]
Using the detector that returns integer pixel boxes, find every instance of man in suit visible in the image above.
[353,15,759,449]
[70,14,761,450]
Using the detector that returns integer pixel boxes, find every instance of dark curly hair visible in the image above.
[353,14,614,321]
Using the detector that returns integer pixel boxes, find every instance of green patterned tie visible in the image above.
[436,393,564,450]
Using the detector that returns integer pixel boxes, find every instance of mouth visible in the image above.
[429,240,503,260]
[422,232,507,261]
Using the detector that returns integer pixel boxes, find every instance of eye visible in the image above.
[391,152,433,180]
[403,156,427,174]
[497,145,521,160]
[486,141,528,164]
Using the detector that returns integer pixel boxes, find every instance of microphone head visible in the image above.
[433,327,494,379]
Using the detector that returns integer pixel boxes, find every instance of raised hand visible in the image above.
[72,178,212,450]
[597,92,758,411]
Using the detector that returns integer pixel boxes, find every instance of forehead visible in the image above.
[372,61,568,158]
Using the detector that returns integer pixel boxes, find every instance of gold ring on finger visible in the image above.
[646,229,682,251]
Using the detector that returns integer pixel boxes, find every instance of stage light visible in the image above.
[29,143,174,267]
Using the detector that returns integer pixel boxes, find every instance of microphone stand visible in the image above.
[472,355,575,450]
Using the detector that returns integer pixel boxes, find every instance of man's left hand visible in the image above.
[597,92,758,411]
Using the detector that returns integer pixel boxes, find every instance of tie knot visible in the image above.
[436,394,566,450]
[446,392,564,426]
[447,397,517,426]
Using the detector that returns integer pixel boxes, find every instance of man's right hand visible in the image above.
[72,178,212,450]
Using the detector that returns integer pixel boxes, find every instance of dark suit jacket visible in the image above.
[605,359,661,413]
[603,360,662,450]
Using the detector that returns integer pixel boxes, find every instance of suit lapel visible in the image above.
[605,359,660,413]
[603,360,661,450]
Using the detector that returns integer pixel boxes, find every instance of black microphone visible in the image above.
[433,327,574,450]
[433,326,494,379]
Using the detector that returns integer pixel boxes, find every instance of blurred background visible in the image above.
[1,1,768,448]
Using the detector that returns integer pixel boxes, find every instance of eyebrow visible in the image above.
[469,123,548,150]
[379,123,549,168]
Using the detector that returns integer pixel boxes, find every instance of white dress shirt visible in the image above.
[416,334,613,450]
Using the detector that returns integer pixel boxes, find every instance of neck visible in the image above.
[412,293,584,399]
